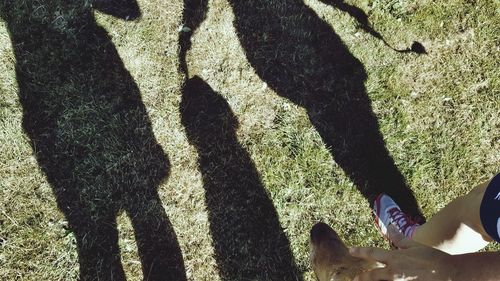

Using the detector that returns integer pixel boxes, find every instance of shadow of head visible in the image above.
[310,222,375,281]
[180,76,238,144]
[92,0,141,20]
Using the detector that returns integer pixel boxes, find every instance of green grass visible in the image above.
[0,0,498,280]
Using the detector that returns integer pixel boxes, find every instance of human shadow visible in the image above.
[0,1,186,280]
[226,0,425,221]
[180,76,302,280]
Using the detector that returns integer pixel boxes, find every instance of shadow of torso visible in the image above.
[1,2,186,280]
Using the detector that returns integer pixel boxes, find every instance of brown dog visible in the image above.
[310,223,379,281]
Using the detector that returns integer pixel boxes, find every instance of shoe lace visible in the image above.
[387,207,416,235]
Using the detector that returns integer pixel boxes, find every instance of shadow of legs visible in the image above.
[69,212,126,281]
[126,193,187,280]
[180,76,302,280]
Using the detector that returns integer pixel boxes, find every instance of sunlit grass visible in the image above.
[0,0,498,280]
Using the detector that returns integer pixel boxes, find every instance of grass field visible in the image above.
[0,0,498,280]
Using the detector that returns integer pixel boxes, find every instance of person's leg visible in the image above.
[411,180,492,254]
[374,176,497,255]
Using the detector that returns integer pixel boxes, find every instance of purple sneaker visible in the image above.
[373,194,419,240]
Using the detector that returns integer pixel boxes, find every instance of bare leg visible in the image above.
[412,179,493,254]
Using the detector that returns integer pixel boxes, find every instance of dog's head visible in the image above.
[310,222,374,281]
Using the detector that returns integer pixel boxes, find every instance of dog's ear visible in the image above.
[92,0,141,20]
[311,223,376,281]
[310,223,349,281]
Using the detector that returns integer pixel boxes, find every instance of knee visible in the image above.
[462,181,491,239]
